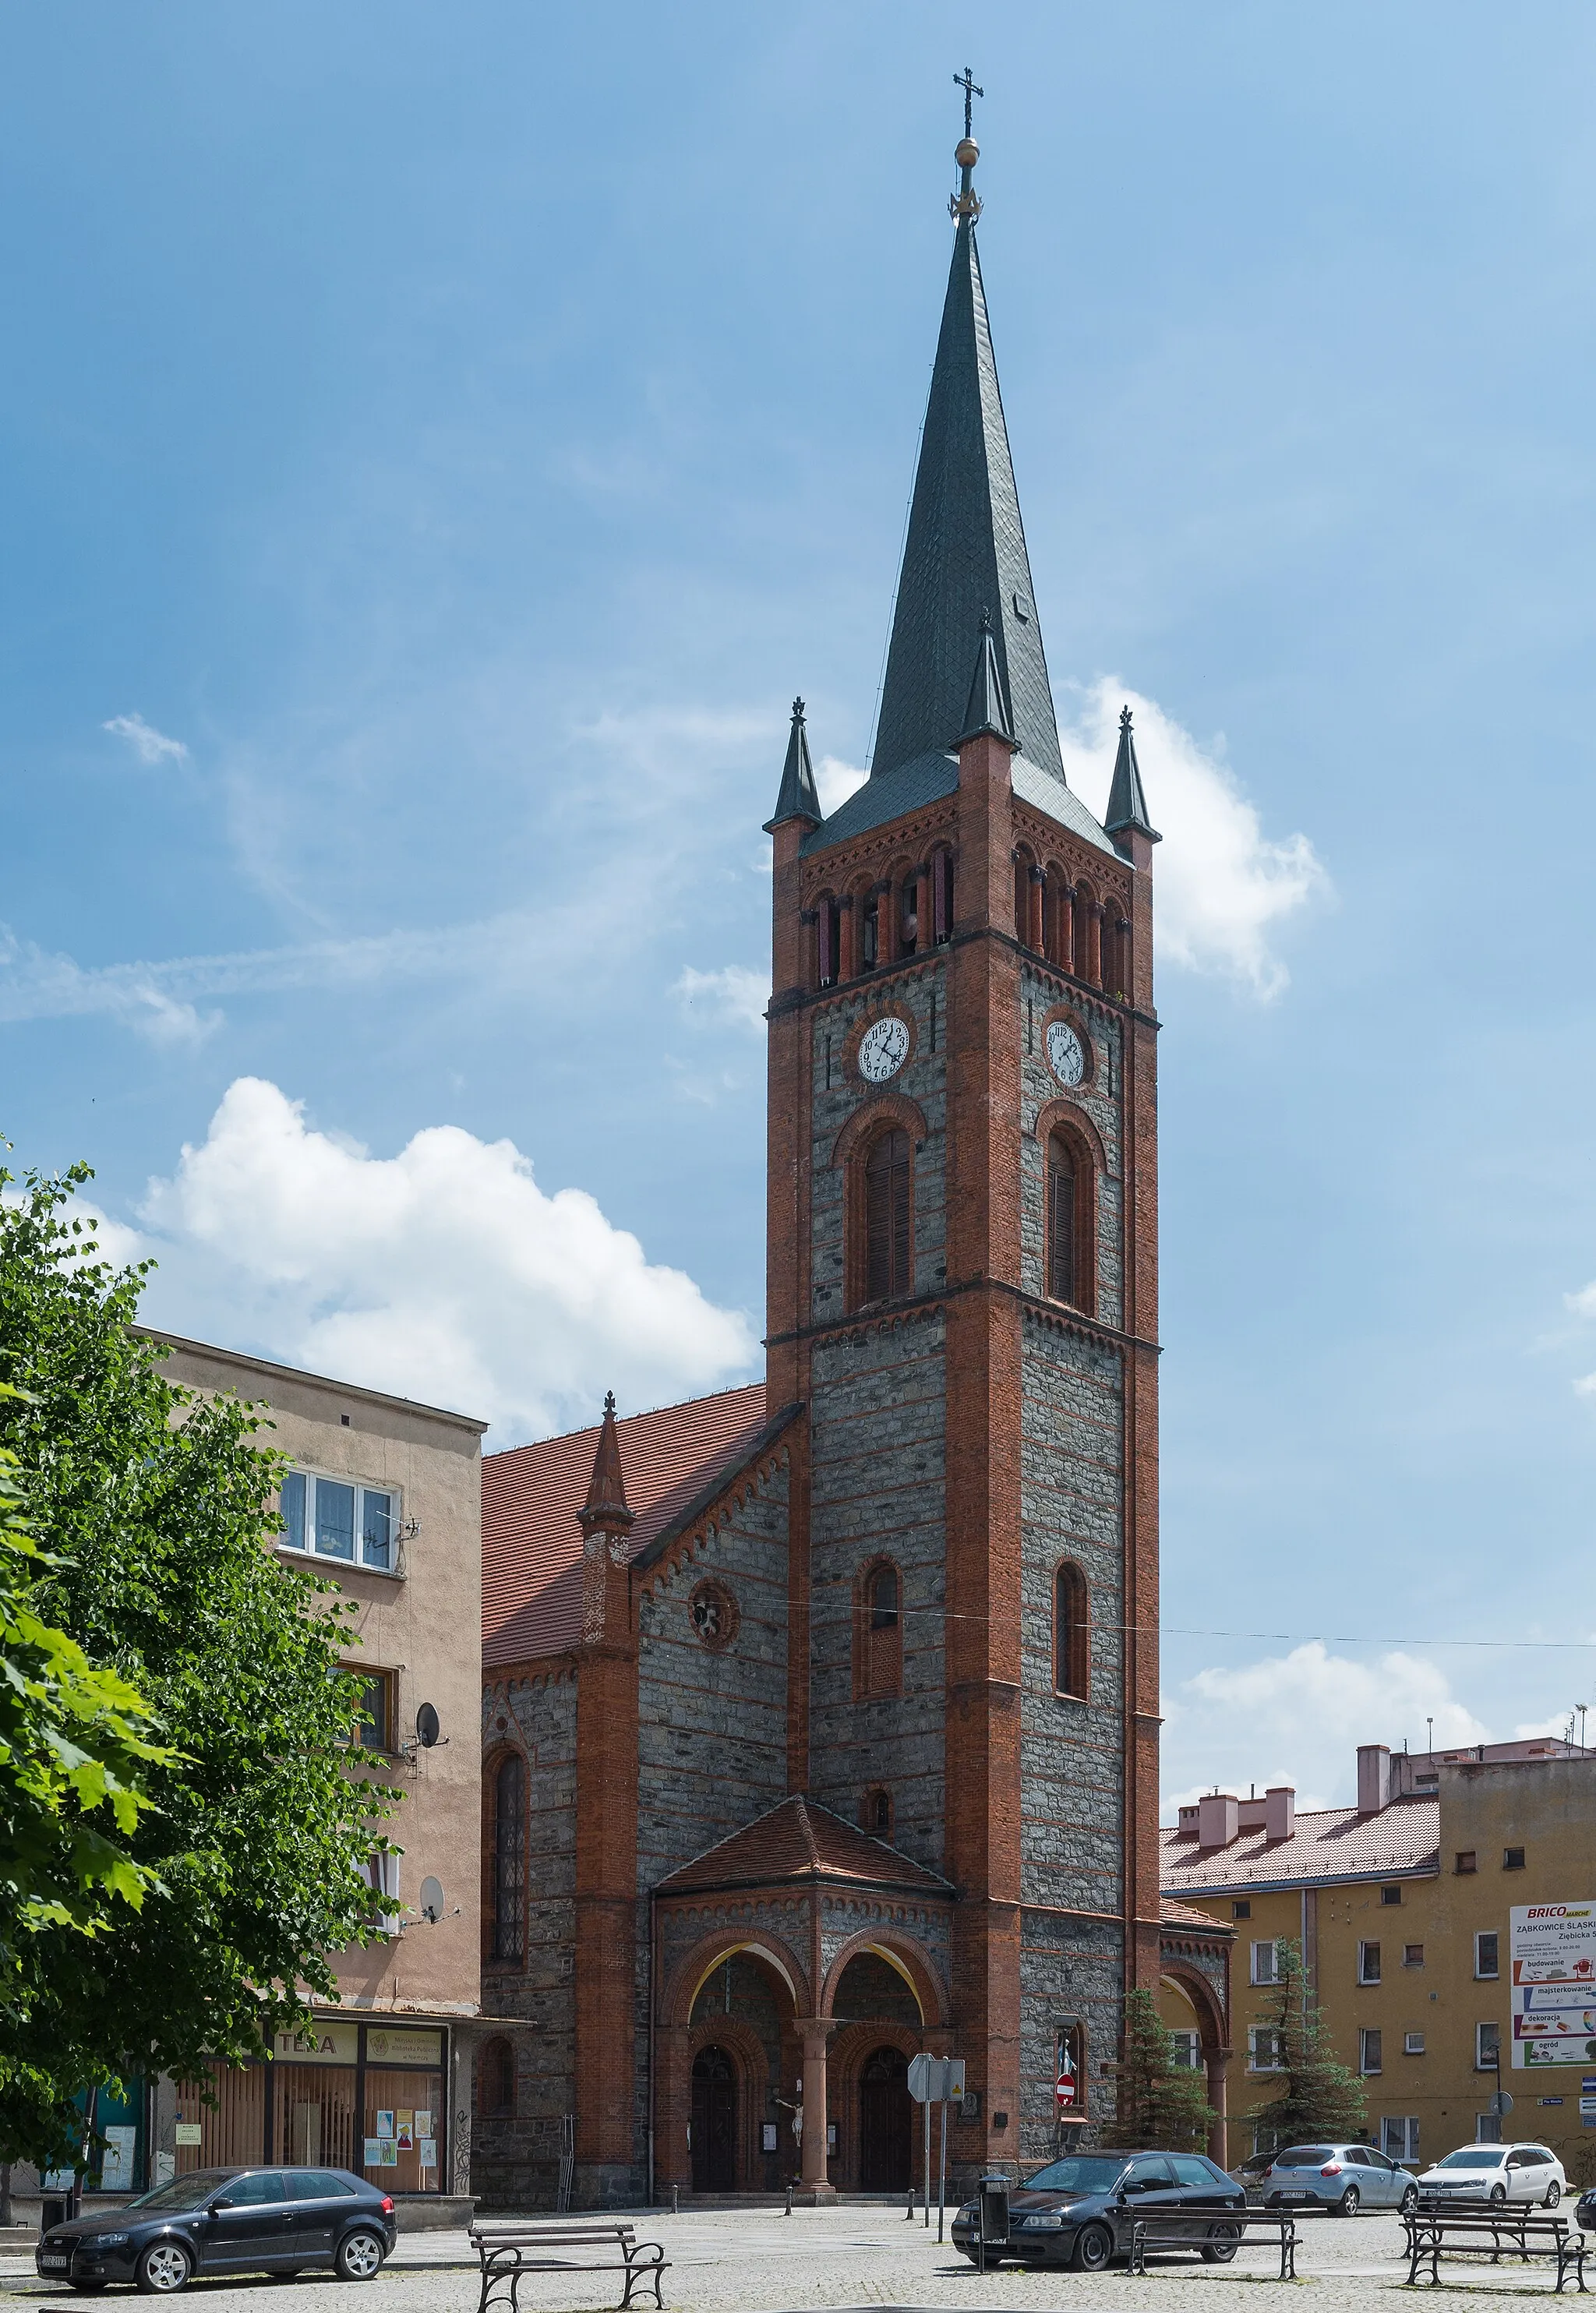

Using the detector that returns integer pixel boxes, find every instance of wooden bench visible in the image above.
[470,2223,669,2313]
[1127,2209,1304,2280]
[1403,2205,1587,2293]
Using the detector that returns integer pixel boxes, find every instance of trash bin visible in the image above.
[976,2173,1010,2271]
[41,2197,69,2237]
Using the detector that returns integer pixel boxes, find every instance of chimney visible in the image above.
[1357,1744,1393,1815]
[1197,1792,1240,1849]
[1265,1785,1296,1842]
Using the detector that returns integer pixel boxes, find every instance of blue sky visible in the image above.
[5,2,1596,1810]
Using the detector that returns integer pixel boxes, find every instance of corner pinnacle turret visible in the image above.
[764,697,821,832]
[1104,705,1160,846]
[579,1391,634,1537]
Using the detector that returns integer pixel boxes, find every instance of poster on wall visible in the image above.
[1511,1904,1596,2067]
[100,2127,138,2191]
[418,2139,437,2170]
[363,2139,383,2168]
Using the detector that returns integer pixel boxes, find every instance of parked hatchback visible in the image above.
[952,2149,1245,2272]
[1263,2143,1418,2216]
[1415,2144,1566,2208]
[36,2166,397,2294]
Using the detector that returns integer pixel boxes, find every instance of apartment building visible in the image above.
[1160,1739,1596,2172]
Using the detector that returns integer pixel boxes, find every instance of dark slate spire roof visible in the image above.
[763,697,822,832]
[957,609,1016,747]
[870,211,1065,784]
[1104,704,1160,842]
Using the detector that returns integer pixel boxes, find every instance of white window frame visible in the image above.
[1358,1940,1382,1984]
[1167,2029,1201,2071]
[1475,2113,1502,2145]
[1474,1930,1500,1980]
[1475,2022,1500,2071]
[1251,1940,1280,1986]
[1248,2025,1284,2073]
[280,1466,402,1576]
[369,1849,401,1937]
[1404,2032,1425,2056]
[1359,2028,1382,2075]
[1382,2117,1421,2163]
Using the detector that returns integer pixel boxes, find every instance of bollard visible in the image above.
[671,2185,679,2217]
[906,2182,915,2222]
[784,2182,793,2217]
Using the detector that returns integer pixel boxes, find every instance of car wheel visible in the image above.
[335,2230,387,2283]
[1073,2223,1114,2272]
[1400,2187,1418,2216]
[1337,2186,1361,2217]
[135,2242,193,2296]
[1490,2184,1507,2205]
[1546,2184,1563,2209]
[1202,2223,1241,2264]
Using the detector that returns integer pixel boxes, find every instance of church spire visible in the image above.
[1103,704,1160,848]
[764,697,821,832]
[957,609,1015,747]
[578,1391,633,1538]
[869,125,1066,786]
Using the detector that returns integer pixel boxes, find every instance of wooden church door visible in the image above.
[858,2046,910,2191]
[690,2046,737,2191]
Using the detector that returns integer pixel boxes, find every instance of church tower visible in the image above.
[766,125,1163,2174]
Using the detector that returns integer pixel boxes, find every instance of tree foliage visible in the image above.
[1099,1987,1218,2152]
[0,1160,397,2166]
[1254,1937,1368,2150]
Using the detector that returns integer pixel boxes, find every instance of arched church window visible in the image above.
[864,1129,911,1303]
[861,892,880,969]
[1054,1563,1089,1700]
[1047,1133,1077,1305]
[932,849,954,944]
[899,877,919,955]
[817,896,840,989]
[856,1560,903,1698]
[490,1753,526,1965]
[862,1787,895,1839]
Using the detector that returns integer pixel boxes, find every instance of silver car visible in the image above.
[1263,2142,1418,2216]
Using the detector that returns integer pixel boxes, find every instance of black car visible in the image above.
[951,2149,1246,2272]
[37,2166,397,2294]
[1577,2187,1596,2234]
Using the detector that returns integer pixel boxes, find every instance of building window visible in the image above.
[1248,2025,1284,2073]
[1404,1944,1425,1967]
[1233,1899,1252,1920]
[860,891,880,969]
[1358,1941,1382,1985]
[1251,1940,1280,1986]
[490,1753,526,1965]
[1381,1884,1404,1906]
[863,1128,912,1303]
[1474,1933,1499,1980]
[280,1467,398,1573]
[1475,2022,1500,2071]
[1383,2117,1421,2163]
[1503,1847,1526,1870]
[1455,1850,1478,1874]
[1167,2030,1201,2071]
[1047,1135,1076,1302]
[856,1560,903,1698]
[1054,1561,1089,1700]
[861,1787,894,1840]
[478,2037,515,2119]
[1476,2113,1502,2145]
[932,849,955,944]
[366,1847,401,1937]
[1360,2029,1382,2075]
[1404,2032,1425,2055]
[817,896,840,987]
[343,1667,394,1752]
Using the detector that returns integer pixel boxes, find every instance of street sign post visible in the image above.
[906,2054,966,2238]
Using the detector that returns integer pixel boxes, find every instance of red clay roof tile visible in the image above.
[1160,1796,1440,1895]
[483,1383,770,1667]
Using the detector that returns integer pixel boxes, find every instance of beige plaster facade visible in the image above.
[148,1331,486,2204]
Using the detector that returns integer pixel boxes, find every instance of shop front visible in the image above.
[160,2021,450,2199]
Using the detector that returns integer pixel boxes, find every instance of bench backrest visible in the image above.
[473,2228,638,2248]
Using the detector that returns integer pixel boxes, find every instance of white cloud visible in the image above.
[1061,680,1327,998]
[104,712,189,765]
[815,754,867,817]
[673,965,769,1032]
[137,1078,756,1441]
[1161,1641,1489,1817]
[0,1188,147,1273]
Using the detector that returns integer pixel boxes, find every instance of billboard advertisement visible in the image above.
[1510,1904,1596,2068]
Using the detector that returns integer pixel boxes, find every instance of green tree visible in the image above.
[1099,1987,1218,2152]
[1255,1937,1368,2150]
[0,1160,397,2167]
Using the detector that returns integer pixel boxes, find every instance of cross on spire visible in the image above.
[954,65,983,139]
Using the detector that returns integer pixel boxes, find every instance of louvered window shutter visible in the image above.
[1049,1142,1075,1303]
[865,1130,910,1300]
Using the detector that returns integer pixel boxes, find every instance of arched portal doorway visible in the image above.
[690,2046,737,2191]
[858,2046,910,2191]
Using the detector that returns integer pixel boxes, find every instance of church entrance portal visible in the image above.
[690,2046,736,2191]
[858,2046,910,2191]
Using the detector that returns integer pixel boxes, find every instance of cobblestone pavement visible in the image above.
[2,2205,1581,2313]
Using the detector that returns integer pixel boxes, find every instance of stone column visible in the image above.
[796,2021,837,2202]
[1206,2045,1231,2170]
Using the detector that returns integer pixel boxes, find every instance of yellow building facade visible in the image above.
[1161,1742,1596,2174]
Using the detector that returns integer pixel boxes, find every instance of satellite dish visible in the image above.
[415,1703,440,1748]
[419,1877,445,1924]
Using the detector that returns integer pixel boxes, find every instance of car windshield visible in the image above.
[125,2175,231,2212]
[1024,2156,1128,2194]
[1437,2151,1506,2170]
[1273,2147,1334,2167]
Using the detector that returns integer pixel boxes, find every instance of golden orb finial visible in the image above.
[955,136,980,170]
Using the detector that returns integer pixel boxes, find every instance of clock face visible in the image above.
[1046,1019,1087,1088]
[858,1014,910,1084]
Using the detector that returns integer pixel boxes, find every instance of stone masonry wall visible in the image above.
[476,1669,578,2206]
[1019,1910,1125,2164]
